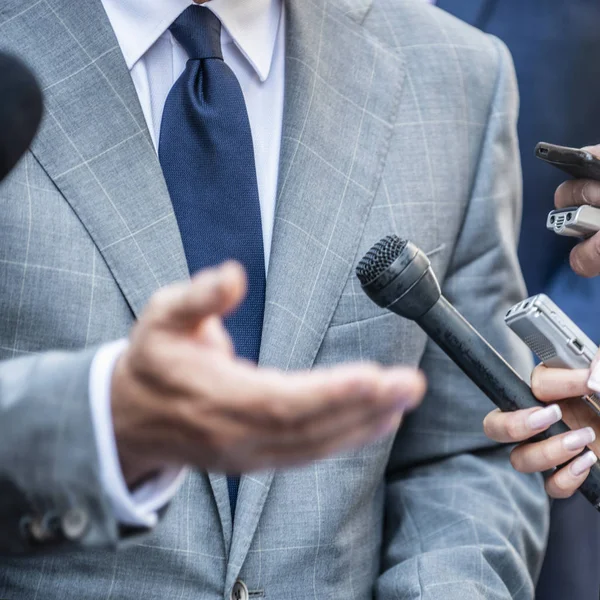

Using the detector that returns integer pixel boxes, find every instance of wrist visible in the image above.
[110,353,166,489]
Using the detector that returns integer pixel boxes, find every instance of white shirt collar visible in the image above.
[101,0,281,82]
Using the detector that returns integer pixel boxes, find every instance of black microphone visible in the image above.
[0,52,43,182]
[356,234,600,511]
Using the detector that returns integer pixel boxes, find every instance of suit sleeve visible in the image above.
[0,347,138,554]
[376,38,550,600]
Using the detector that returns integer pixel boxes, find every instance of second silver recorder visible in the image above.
[546,204,600,237]
[505,293,596,368]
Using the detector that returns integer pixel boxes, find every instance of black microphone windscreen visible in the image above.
[356,234,407,285]
[0,53,43,182]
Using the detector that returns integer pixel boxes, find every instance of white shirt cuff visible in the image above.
[89,339,187,528]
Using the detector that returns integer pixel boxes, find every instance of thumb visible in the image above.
[145,261,247,332]
[582,145,600,160]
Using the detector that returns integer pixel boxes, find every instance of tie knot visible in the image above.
[170,6,223,61]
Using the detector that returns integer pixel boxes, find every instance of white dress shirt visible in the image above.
[91,0,285,526]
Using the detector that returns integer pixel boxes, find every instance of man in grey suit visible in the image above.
[0,0,548,598]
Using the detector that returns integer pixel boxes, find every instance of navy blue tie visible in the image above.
[158,6,266,518]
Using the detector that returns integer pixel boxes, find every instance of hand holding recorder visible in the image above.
[540,143,600,276]
[484,361,600,499]
[485,295,600,499]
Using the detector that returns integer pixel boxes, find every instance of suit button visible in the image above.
[28,516,51,542]
[230,580,249,600]
[22,512,60,543]
[61,508,89,541]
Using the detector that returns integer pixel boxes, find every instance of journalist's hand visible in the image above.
[112,262,426,487]
[483,364,600,498]
[555,144,600,277]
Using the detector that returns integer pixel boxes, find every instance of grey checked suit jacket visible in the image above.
[0,0,548,598]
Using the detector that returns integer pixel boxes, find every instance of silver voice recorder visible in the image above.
[546,204,600,238]
[505,293,600,415]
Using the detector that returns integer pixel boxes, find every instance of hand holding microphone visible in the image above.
[356,235,600,509]
[485,365,600,499]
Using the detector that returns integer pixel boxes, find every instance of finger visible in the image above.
[482,405,562,444]
[292,365,426,420]
[196,361,412,425]
[175,361,424,470]
[250,389,405,458]
[569,233,600,278]
[589,355,600,393]
[545,450,598,499]
[531,365,591,401]
[147,261,247,330]
[254,410,404,470]
[554,178,600,210]
[236,364,427,427]
[214,399,404,472]
[194,315,235,357]
[510,426,596,473]
[590,348,600,375]
[156,353,426,442]
[581,145,600,159]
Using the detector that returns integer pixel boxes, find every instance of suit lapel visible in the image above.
[226,0,406,588]
[19,0,190,319]
[435,0,495,28]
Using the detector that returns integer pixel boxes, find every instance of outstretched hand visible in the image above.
[111,262,427,487]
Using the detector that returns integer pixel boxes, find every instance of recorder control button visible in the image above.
[567,339,584,355]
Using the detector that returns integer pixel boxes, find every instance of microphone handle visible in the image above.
[416,295,600,510]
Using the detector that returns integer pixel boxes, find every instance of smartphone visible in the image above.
[505,293,600,415]
[536,142,600,181]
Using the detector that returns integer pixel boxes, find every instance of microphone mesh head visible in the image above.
[356,235,407,285]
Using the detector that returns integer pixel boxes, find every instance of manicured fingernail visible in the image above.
[527,405,562,430]
[563,427,596,451]
[570,450,598,476]
[588,363,600,392]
